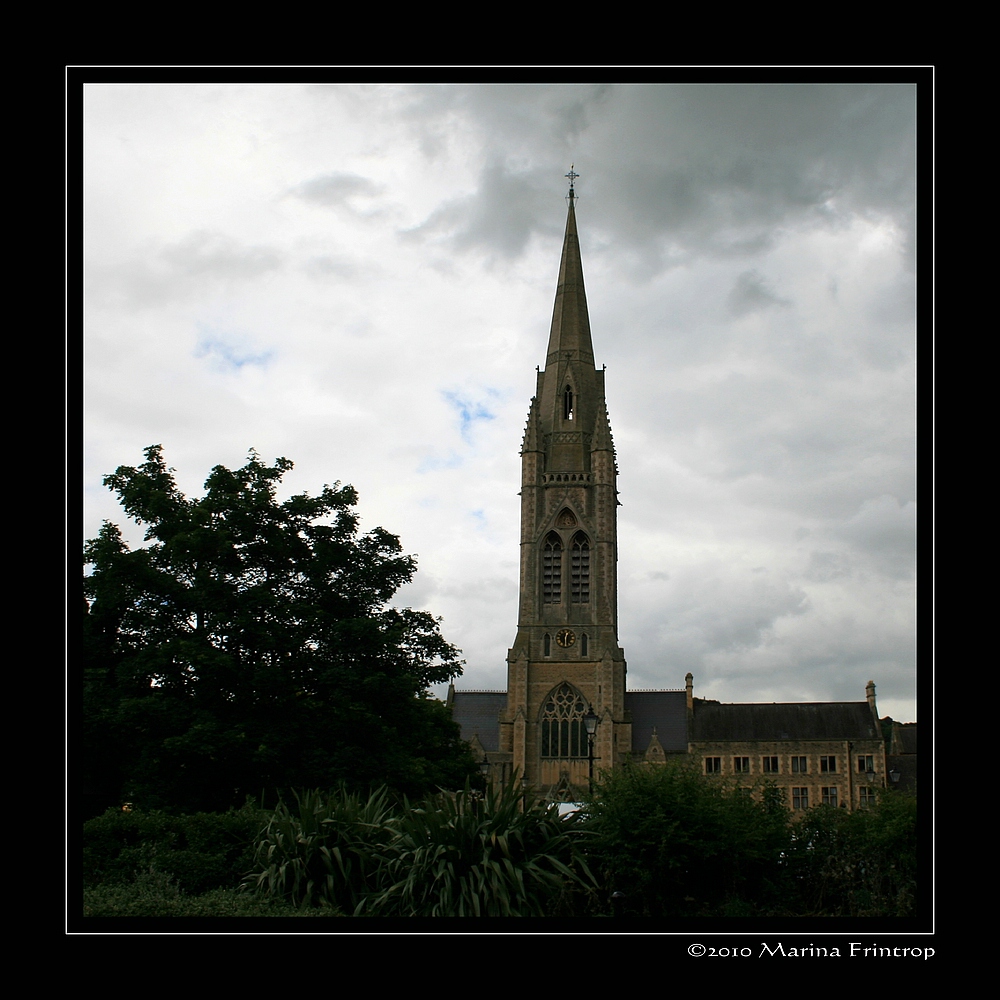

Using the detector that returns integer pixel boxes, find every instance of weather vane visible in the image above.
[565,164,579,199]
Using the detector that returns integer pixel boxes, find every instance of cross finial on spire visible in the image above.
[565,164,579,200]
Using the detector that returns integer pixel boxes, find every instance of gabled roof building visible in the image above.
[688,678,887,811]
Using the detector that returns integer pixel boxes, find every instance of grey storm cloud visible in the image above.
[400,83,614,153]
[643,561,810,656]
[835,495,916,579]
[406,159,551,261]
[99,230,286,309]
[159,231,284,279]
[295,172,384,212]
[402,84,916,276]
[727,270,791,316]
[354,83,917,289]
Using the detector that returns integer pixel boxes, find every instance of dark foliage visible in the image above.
[583,761,917,918]
[83,446,476,813]
[83,871,329,917]
[356,778,596,917]
[245,781,596,916]
[583,760,791,917]
[782,791,917,917]
[83,801,267,893]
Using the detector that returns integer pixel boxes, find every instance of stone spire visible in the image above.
[544,181,595,369]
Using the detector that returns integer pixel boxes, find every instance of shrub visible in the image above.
[783,791,917,917]
[245,780,596,916]
[82,871,330,917]
[358,779,596,917]
[583,760,791,917]
[83,801,267,893]
[244,786,396,911]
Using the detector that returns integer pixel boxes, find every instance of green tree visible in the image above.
[783,791,917,916]
[583,760,791,917]
[83,445,476,814]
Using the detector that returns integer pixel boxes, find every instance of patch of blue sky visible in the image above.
[470,509,486,529]
[417,389,501,473]
[441,389,498,444]
[194,323,274,372]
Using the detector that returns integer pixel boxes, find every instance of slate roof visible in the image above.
[625,690,688,753]
[892,722,917,754]
[449,691,506,752]
[691,700,880,741]
[449,690,883,755]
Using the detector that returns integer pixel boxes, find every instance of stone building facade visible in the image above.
[688,678,888,812]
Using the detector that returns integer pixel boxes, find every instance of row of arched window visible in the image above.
[542,531,590,604]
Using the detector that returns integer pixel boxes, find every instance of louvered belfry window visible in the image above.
[542,532,562,603]
[570,532,590,603]
[541,683,588,758]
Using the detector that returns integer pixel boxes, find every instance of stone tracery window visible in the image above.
[570,532,590,603]
[542,532,562,603]
[540,683,588,758]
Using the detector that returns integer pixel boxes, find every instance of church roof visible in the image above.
[625,690,688,753]
[691,700,880,741]
[891,721,917,754]
[449,691,505,752]
[545,194,595,369]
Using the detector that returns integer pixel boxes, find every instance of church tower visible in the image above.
[499,172,630,797]
[450,175,884,809]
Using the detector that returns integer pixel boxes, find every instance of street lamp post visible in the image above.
[584,708,599,795]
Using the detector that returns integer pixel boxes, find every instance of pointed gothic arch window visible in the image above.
[540,683,589,758]
[563,385,574,421]
[543,633,551,656]
[581,632,588,656]
[542,532,562,604]
[570,532,590,603]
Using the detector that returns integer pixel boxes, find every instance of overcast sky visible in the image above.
[83,82,917,722]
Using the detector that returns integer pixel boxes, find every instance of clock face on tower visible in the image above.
[556,628,576,648]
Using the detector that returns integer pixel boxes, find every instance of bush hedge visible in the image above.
[82,871,331,917]
[83,800,267,894]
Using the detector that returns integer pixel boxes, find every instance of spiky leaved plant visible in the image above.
[358,778,596,917]
[244,786,396,911]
